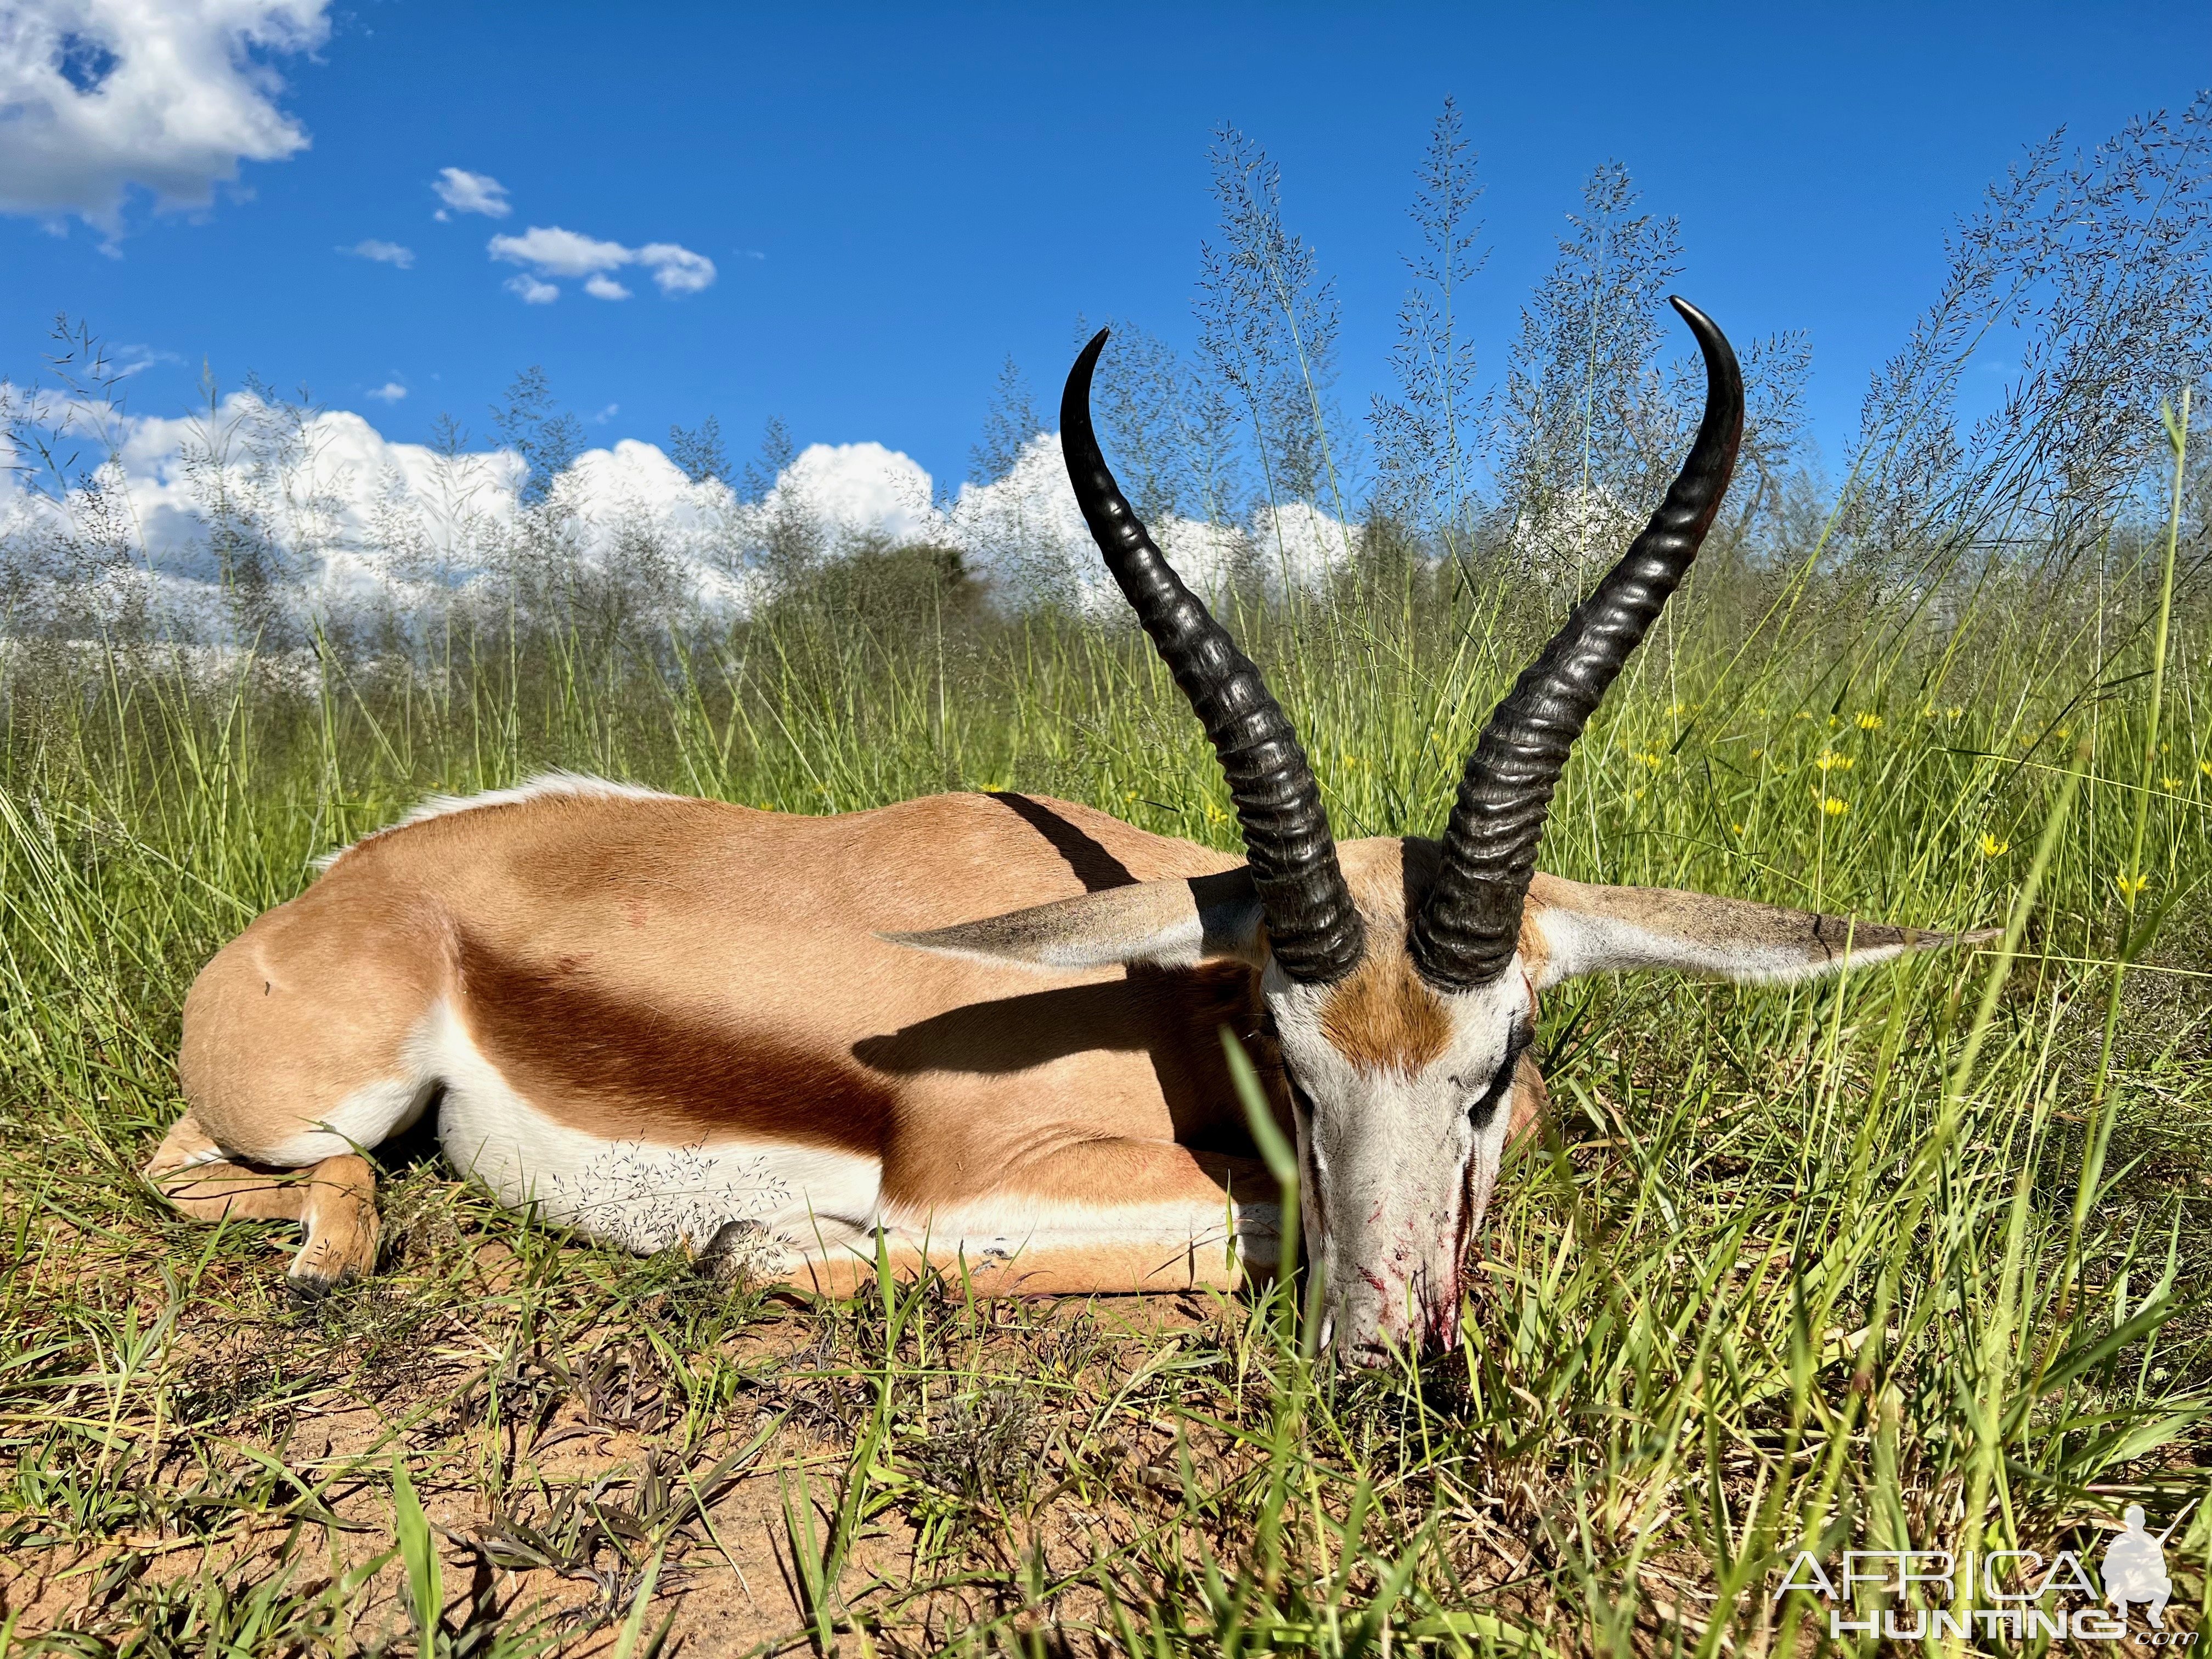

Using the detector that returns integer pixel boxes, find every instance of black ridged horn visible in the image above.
[1410,297,1744,992]
[1062,329,1364,984]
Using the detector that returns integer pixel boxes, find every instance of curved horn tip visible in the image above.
[1412,293,1743,995]
[1061,328,1114,436]
[1666,296,1739,372]
[1068,327,1111,388]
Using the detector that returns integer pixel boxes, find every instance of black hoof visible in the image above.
[285,1267,357,1304]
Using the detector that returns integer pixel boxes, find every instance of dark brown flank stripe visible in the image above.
[455,934,1286,1214]
[454,933,895,1158]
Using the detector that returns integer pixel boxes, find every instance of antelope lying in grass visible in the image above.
[148,301,1983,1362]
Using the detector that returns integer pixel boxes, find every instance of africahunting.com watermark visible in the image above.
[1775,1505,2196,1643]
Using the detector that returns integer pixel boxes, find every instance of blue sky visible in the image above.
[5,2,2209,492]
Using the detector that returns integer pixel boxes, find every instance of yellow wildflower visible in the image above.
[2114,871,2150,900]
[2163,776,2183,791]
[1816,751,1854,772]
[1820,797,1849,818]
[1978,833,2009,857]
[1730,821,1745,836]
[1857,711,1884,731]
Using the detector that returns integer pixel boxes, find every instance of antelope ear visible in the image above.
[1522,873,1995,991]
[881,868,1266,971]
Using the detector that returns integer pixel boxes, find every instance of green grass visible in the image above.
[1,505,2208,1654]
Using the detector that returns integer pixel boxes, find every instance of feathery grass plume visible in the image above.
[1494,159,1685,594]
[736,413,795,504]
[1066,314,1236,528]
[667,413,729,486]
[968,354,1042,488]
[1719,326,1814,544]
[0,314,159,640]
[1844,92,2212,578]
[492,364,585,507]
[190,369,336,653]
[1197,123,1353,543]
[1370,95,1487,566]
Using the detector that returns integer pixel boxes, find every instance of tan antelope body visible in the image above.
[154,782,1297,1298]
[150,304,1989,1361]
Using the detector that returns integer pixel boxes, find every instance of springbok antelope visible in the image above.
[148,300,1984,1362]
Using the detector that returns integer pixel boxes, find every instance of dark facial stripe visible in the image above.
[1466,1023,1533,1133]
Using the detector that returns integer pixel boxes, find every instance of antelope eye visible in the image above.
[1465,1026,1533,1130]
[1465,1066,1514,1132]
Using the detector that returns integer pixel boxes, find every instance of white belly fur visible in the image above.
[886,1194,1278,1273]
[415,1000,875,1257]
[358,1000,1278,1278]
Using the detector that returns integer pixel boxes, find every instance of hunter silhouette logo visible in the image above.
[1775,1504,2198,1644]
[2103,1505,2175,1629]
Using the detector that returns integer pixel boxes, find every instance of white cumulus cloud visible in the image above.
[634,242,715,294]
[432,166,509,219]
[0,0,330,235]
[762,442,941,545]
[487,224,627,278]
[487,224,716,301]
[949,432,1090,603]
[2,392,1357,638]
[504,273,558,304]
[948,432,1355,611]
[342,238,414,268]
[1250,501,1360,592]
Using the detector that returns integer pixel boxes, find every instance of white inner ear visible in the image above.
[1529,900,1926,990]
[883,872,1265,972]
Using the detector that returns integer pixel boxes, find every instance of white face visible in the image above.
[1266,964,1531,1364]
